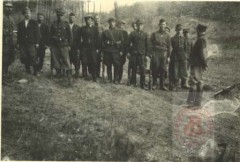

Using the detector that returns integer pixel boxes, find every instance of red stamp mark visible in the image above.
[173,107,214,153]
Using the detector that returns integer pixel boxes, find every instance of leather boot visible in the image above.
[160,77,168,91]
[140,75,145,89]
[25,65,31,74]
[67,70,73,85]
[56,69,61,78]
[194,83,203,107]
[181,79,189,89]
[187,87,196,106]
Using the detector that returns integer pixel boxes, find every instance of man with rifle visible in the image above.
[128,19,149,89]
[102,17,124,84]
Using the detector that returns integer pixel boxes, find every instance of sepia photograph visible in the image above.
[1,0,240,161]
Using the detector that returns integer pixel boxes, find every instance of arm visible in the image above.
[198,38,207,68]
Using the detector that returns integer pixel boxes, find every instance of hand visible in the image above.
[120,51,123,56]
[167,57,170,63]
[36,44,39,49]
[96,49,99,53]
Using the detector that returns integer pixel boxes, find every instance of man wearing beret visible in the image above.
[49,8,72,82]
[75,15,101,82]
[17,7,40,76]
[3,2,15,78]
[116,19,129,84]
[150,19,171,90]
[187,24,208,107]
[128,19,149,89]
[36,13,49,73]
[169,24,189,91]
[102,17,124,84]
[68,12,80,78]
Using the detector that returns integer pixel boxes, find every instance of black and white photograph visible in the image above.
[1,0,240,161]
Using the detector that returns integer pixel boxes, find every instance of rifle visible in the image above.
[213,82,240,98]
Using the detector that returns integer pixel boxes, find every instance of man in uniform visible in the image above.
[187,24,208,107]
[169,24,189,91]
[17,7,40,76]
[150,19,171,90]
[49,8,72,81]
[102,17,124,84]
[94,14,105,79]
[68,12,80,78]
[3,2,15,78]
[36,13,49,73]
[75,15,100,82]
[116,20,128,84]
[128,19,149,89]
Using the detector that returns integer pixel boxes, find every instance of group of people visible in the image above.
[3,2,208,107]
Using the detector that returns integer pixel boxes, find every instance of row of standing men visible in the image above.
[3,4,208,106]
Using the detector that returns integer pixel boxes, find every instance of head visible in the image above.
[56,8,65,21]
[108,18,116,28]
[132,22,137,31]
[69,13,76,24]
[197,24,207,35]
[94,14,100,25]
[85,16,93,26]
[4,3,13,15]
[22,7,31,20]
[183,29,189,37]
[175,24,182,34]
[37,13,44,23]
[136,20,144,31]
[159,19,166,31]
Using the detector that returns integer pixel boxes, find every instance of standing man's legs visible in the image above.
[119,55,126,83]
[152,55,160,89]
[131,55,137,86]
[112,52,121,84]
[139,55,146,89]
[37,45,46,72]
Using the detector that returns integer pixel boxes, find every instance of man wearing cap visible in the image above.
[187,24,208,107]
[116,19,129,84]
[150,19,171,90]
[128,19,149,89]
[3,2,15,78]
[169,24,189,91]
[36,13,49,72]
[102,17,124,84]
[17,7,40,76]
[49,8,72,81]
[183,29,192,70]
[94,14,105,79]
[68,12,80,78]
[75,15,100,82]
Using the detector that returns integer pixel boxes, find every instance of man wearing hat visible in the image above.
[68,12,80,78]
[116,19,129,84]
[187,24,208,107]
[75,15,101,82]
[169,24,189,91]
[128,19,149,89]
[102,17,124,84]
[17,6,40,76]
[94,14,105,79]
[150,19,171,90]
[36,13,49,72]
[3,2,15,78]
[183,29,192,70]
[49,8,72,82]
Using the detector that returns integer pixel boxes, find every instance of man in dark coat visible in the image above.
[187,24,208,107]
[49,8,72,80]
[3,2,15,78]
[128,19,149,89]
[150,19,171,90]
[75,15,101,81]
[36,13,49,72]
[17,7,40,76]
[102,17,124,84]
[68,12,80,78]
[183,29,192,70]
[116,20,129,84]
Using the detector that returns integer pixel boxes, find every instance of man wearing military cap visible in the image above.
[116,19,129,84]
[150,19,171,90]
[187,24,208,107]
[49,8,72,82]
[68,12,80,78]
[128,19,149,89]
[102,17,124,84]
[169,24,189,91]
[36,13,49,73]
[17,6,40,76]
[74,15,101,82]
[3,2,15,78]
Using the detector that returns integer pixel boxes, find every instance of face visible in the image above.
[24,11,31,19]
[37,15,44,23]
[5,6,13,15]
[132,23,137,30]
[159,22,166,30]
[69,16,75,24]
[109,21,116,28]
[86,18,93,26]
[95,16,100,25]
[183,32,188,37]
